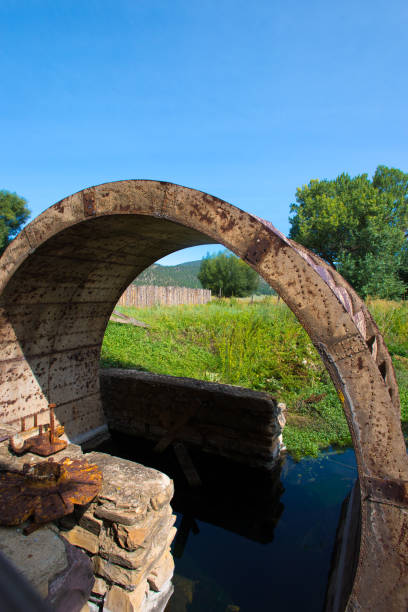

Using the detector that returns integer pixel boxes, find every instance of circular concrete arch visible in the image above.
[0,180,407,610]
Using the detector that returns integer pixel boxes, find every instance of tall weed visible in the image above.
[367,298,408,357]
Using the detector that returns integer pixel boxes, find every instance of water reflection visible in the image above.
[167,449,357,612]
[99,433,358,612]
[171,451,285,549]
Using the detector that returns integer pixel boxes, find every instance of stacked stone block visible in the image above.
[61,451,177,611]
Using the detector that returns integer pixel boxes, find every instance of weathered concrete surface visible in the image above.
[0,524,94,611]
[47,535,95,612]
[0,525,68,598]
[0,180,407,609]
[100,369,285,467]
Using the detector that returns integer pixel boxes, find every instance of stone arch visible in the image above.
[0,180,407,610]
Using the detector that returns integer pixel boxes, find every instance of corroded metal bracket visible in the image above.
[83,189,96,216]
[326,334,368,362]
[363,476,408,508]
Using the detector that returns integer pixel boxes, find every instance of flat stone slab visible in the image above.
[85,452,174,525]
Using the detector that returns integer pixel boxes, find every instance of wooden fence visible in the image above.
[117,285,212,308]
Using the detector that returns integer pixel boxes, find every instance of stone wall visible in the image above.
[100,369,286,468]
[70,451,176,612]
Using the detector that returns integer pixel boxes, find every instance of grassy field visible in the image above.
[101,297,408,459]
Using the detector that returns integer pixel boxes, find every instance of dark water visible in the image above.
[99,434,358,612]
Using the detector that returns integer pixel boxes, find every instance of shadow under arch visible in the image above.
[0,180,407,610]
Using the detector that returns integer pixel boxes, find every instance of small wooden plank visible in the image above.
[110,310,150,328]
[172,441,202,488]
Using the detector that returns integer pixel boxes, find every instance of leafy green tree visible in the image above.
[198,252,259,297]
[289,167,408,299]
[0,190,30,255]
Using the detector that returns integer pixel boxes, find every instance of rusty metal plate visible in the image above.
[0,457,102,534]
[83,189,96,217]
[10,426,67,456]
[363,476,408,508]
[11,431,67,456]
[327,334,367,362]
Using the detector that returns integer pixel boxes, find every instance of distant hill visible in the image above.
[133,260,275,295]
[133,260,202,288]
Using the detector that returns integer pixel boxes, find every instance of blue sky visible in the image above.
[1,0,407,265]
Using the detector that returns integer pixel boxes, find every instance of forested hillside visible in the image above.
[133,260,274,295]
[133,260,202,288]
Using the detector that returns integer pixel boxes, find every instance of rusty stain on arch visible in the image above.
[0,180,407,610]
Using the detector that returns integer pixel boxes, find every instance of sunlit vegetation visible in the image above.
[101,297,408,459]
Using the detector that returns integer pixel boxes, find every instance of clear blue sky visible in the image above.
[1,0,407,264]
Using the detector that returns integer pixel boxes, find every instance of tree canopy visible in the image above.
[198,252,259,297]
[0,190,30,255]
[289,166,408,299]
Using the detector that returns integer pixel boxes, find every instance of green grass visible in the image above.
[101,297,408,459]
[102,297,359,459]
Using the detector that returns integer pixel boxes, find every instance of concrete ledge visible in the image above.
[72,424,110,450]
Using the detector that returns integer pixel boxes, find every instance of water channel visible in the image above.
[101,433,358,612]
